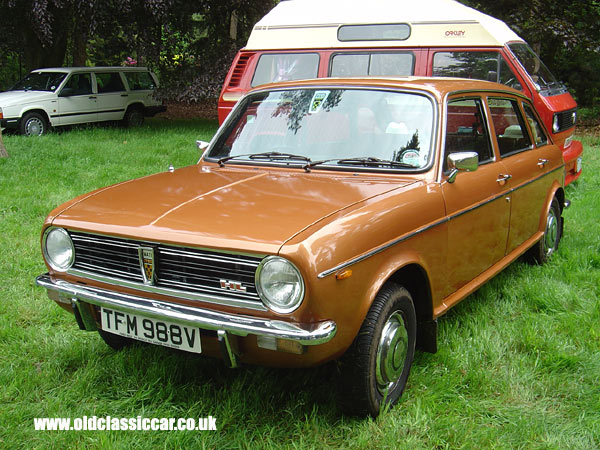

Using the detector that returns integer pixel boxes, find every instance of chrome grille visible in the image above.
[69,231,264,307]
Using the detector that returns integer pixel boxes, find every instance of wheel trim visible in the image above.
[543,208,558,257]
[375,311,409,396]
[25,117,44,136]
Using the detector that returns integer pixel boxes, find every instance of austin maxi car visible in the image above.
[36,77,567,417]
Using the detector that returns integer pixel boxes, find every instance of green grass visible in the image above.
[1,121,599,448]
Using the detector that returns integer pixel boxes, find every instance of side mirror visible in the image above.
[58,87,75,97]
[196,140,209,154]
[446,151,478,183]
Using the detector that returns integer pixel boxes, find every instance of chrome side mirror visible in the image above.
[196,140,210,154]
[447,151,479,183]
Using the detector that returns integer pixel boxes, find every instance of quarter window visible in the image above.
[444,98,493,170]
[523,104,548,147]
[330,52,414,77]
[488,98,532,156]
[433,51,522,91]
[95,72,125,93]
[124,72,156,90]
[251,53,319,87]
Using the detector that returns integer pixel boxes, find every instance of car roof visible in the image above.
[31,67,152,73]
[248,76,529,101]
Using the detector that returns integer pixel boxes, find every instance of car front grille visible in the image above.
[555,108,577,132]
[69,231,264,308]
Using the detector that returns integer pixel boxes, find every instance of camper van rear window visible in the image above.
[338,24,411,42]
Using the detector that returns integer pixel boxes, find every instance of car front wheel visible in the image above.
[20,112,48,136]
[339,283,416,417]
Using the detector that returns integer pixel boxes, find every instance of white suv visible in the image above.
[0,67,166,136]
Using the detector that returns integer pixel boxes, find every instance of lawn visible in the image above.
[0,120,598,449]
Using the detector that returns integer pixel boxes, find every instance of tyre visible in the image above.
[122,106,145,128]
[339,283,417,417]
[20,112,48,136]
[525,197,562,265]
[98,329,135,350]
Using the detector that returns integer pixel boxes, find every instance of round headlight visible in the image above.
[43,228,74,272]
[256,256,304,313]
[552,114,560,133]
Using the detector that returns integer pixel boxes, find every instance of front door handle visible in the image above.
[496,173,512,185]
[537,158,549,168]
[89,96,97,99]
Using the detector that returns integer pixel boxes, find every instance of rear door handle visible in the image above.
[89,96,97,99]
[121,94,128,97]
[496,174,512,185]
[537,158,549,168]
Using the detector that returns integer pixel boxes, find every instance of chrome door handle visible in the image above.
[496,174,512,185]
[537,158,549,168]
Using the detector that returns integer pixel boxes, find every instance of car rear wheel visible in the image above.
[525,197,562,264]
[123,106,145,128]
[339,283,416,417]
[20,112,48,136]
[98,329,135,350]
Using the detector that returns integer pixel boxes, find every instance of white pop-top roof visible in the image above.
[246,0,523,50]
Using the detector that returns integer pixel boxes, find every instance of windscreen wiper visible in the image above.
[304,156,416,172]
[217,151,311,167]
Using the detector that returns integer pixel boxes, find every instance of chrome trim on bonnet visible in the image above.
[36,274,337,345]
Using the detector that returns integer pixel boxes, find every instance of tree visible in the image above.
[0,127,8,158]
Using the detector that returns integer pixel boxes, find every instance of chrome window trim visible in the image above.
[318,164,564,278]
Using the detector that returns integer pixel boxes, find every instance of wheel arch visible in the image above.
[20,108,51,125]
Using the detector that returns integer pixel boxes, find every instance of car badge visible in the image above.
[139,247,156,285]
[220,279,247,293]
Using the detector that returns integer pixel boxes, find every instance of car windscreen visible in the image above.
[206,88,435,171]
[507,43,565,94]
[10,72,67,92]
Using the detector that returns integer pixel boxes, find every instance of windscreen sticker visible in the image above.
[309,91,330,114]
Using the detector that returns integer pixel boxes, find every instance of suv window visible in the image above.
[488,98,532,156]
[96,72,126,93]
[523,104,548,147]
[251,53,319,87]
[433,51,521,90]
[63,73,93,95]
[444,98,493,169]
[330,52,414,77]
[124,72,156,90]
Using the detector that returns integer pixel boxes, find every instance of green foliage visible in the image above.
[0,122,599,447]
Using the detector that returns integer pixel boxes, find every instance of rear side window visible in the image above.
[251,53,319,87]
[444,98,494,169]
[488,98,532,156]
[523,104,548,146]
[124,72,156,90]
[330,52,414,77]
[338,24,411,41]
[433,52,522,90]
[95,72,125,93]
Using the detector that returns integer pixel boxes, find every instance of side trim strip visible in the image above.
[318,165,564,278]
[50,108,126,119]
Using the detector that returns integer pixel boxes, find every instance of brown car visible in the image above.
[36,77,567,417]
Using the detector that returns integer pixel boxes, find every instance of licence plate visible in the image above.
[100,308,202,353]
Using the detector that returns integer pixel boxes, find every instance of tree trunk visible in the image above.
[0,127,8,158]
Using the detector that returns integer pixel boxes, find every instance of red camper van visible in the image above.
[218,0,583,185]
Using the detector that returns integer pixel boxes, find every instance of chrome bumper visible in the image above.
[35,274,337,346]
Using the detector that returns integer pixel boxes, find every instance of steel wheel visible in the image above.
[543,205,559,258]
[525,197,562,265]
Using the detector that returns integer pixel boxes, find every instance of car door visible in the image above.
[94,71,128,121]
[441,96,511,297]
[487,97,563,254]
[56,73,97,125]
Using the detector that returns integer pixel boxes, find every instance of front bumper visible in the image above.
[0,117,19,129]
[35,273,337,346]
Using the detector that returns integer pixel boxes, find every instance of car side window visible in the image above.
[488,98,533,156]
[444,98,493,170]
[95,72,126,93]
[330,52,415,77]
[433,51,522,91]
[522,103,548,147]
[63,73,93,95]
[124,72,156,90]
